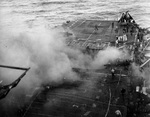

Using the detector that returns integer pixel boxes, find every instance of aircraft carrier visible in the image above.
[1,12,150,117]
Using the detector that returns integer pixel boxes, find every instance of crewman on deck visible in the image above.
[121,88,126,102]
[112,22,114,29]
[115,37,119,47]
[86,46,90,54]
[122,34,127,41]
[95,24,99,31]
[115,110,122,117]
[111,68,115,79]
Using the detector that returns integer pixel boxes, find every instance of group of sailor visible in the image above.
[115,34,128,45]
[115,12,142,46]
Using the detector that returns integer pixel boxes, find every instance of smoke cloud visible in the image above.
[0,27,83,88]
[0,26,93,115]
[91,47,129,69]
[0,21,131,115]
[0,28,129,91]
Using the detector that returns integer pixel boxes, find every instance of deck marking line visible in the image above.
[105,87,111,117]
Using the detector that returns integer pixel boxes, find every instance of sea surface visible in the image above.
[0,0,150,32]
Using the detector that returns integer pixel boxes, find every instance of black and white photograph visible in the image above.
[0,0,150,117]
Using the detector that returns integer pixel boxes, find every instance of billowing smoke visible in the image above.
[132,62,150,86]
[0,29,128,90]
[131,63,142,76]
[91,47,129,69]
[0,26,92,96]
[0,20,131,115]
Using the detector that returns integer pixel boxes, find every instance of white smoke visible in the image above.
[0,23,132,96]
[0,26,89,93]
[91,47,128,69]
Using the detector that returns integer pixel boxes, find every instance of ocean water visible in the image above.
[0,0,150,31]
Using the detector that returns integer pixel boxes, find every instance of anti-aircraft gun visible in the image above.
[0,65,30,100]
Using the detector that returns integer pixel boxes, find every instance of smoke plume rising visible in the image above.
[0,26,90,96]
[0,28,129,91]
[0,22,130,115]
[91,47,128,69]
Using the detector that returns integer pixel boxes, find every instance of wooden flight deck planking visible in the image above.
[63,19,137,47]
[21,19,144,117]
